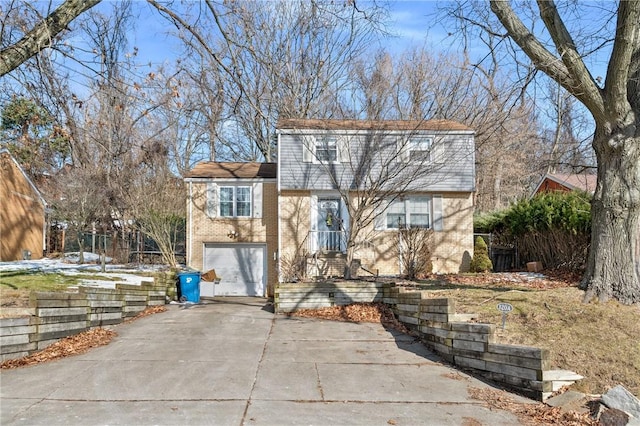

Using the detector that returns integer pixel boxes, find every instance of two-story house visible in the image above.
[184,119,475,297]
[277,118,475,281]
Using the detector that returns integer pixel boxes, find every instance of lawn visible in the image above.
[0,271,92,308]
[0,269,145,311]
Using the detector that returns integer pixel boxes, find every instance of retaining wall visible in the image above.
[276,281,570,401]
[1,272,175,362]
[275,281,384,312]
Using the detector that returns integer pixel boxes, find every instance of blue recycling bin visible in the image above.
[178,271,201,303]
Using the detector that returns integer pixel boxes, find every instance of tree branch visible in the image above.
[489,0,604,117]
[536,1,604,117]
[604,0,640,119]
[0,0,101,77]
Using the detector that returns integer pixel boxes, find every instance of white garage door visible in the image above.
[202,244,265,296]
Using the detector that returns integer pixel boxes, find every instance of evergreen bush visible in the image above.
[470,236,493,273]
[473,190,591,271]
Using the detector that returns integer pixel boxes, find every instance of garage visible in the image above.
[202,243,266,297]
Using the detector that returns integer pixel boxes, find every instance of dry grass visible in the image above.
[409,274,640,398]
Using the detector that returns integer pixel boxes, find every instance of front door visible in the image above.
[317,198,342,251]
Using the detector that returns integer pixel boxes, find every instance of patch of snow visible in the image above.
[0,253,171,289]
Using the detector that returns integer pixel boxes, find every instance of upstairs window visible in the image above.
[302,135,347,164]
[316,136,338,162]
[219,186,251,217]
[408,136,434,161]
[398,135,440,163]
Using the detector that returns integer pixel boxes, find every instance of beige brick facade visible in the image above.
[186,181,278,296]
[0,150,46,261]
[355,192,474,275]
[279,191,474,277]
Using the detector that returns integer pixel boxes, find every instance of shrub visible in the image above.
[395,227,434,280]
[279,251,307,282]
[473,190,591,271]
[470,236,493,273]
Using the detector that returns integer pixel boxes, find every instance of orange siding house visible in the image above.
[0,149,48,261]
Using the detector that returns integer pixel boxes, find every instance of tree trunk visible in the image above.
[581,130,640,305]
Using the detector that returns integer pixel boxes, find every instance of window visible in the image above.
[316,136,338,162]
[386,200,406,228]
[384,197,431,229]
[409,137,433,161]
[219,186,251,217]
[302,135,346,163]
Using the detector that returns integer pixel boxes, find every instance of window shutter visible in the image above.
[309,195,318,252]
[338,136,349,163]
[310,195,318,231]
[432,139,444,163]
[302,135,315,162]
[432,195,443,231]
[339,197,349,252]
[397,136,410,163]
[374,200,388,231]
[252,182,262,218]
[206,183,218,218]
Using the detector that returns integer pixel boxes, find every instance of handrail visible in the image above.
[307,230,345,252]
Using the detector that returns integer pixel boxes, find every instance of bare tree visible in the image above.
[487,1,639,304]
[51,166,109,264]
[541,81,595,174]
[0,0,100,76]
[348,46,543,210]
[124,153,185,268]
[148,0,387,161]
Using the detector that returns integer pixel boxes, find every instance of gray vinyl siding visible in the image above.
[278,130,475,192]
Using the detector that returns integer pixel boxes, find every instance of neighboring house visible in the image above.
[184,162,278,297]
[0,148,48,261]
[184,119,476,297]
[277,118,476,280]
[532,173,597,196]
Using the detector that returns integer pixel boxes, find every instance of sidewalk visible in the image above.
[0,298,528,425]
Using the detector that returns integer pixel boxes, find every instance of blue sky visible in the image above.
[106,0,449,69]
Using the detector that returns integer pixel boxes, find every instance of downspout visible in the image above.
[188,180,193,268]
[43,205,50,258]
[276,131,282,283]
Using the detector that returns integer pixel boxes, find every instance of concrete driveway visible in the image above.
[0,298,527,425]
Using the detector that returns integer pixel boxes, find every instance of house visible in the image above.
[184,162,278,297]
[184,119,476,297]
[0,149,48,261]
[277,118,476,281]
[532,172,597,196]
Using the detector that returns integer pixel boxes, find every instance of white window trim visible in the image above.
[398,135,441,163]
[219,185,252,218]
[409,136,434,162]
[302,134,348,165]
[383,196,432,230]
[376,195,443,231]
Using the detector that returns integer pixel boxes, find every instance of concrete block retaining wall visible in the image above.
[276,281,564,401]
[275,281,384,312]
[0,272,175,362]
